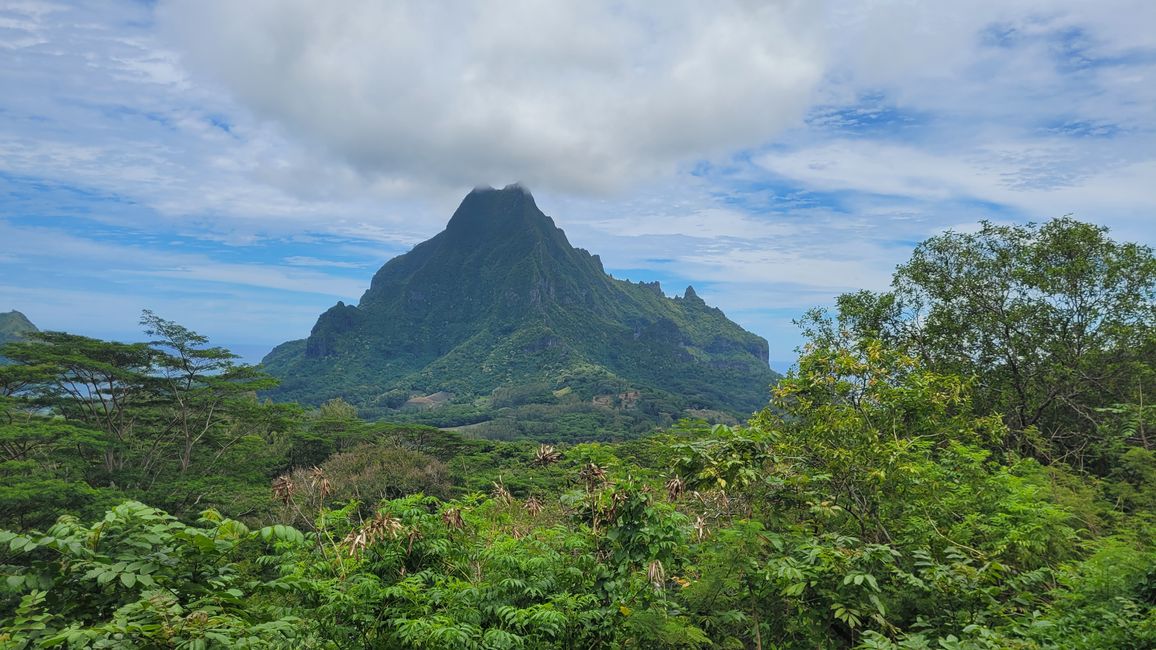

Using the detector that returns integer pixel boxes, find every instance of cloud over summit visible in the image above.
[160,0,825,194]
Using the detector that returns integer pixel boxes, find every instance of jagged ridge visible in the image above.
[262,185,778,424]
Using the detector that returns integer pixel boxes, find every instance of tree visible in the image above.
[822,217,1156,467]
[0,313,291,522]
[0,332,154,476]
[286,397,366,467]
[141,310,279,474]
[0,411,108,529]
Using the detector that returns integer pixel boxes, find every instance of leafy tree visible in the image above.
[0,313,294,524]
[276,442,452,526]
[820,217,1156,467]
[141,310,279,475]
[0,413,108,530]
[285,397,371,468]
[1,332,154,476]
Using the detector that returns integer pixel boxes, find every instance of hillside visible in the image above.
[0,310,37,350]
[262,185,779,429]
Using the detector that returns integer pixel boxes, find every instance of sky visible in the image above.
[1,1,1154,372]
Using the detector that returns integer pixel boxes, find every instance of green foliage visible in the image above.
[0,409,113,529]
[2,217,1155,648]
[0,312,298,526]
[819,217,1156,468]
[1109,446,1156,513]
[277,441,452,526]
[0,502,311,647]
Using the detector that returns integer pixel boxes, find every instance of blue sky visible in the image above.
[1,1,1154,371]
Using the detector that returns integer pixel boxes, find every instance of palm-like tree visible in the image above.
[533,444,561,466]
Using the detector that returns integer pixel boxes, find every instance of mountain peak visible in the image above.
[469,182,531,196]
[445,183,548,239]
[460,182,535,206]
[0,310,38,347]
[262,190,779,427]
[0,310,36,328]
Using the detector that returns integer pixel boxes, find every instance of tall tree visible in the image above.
[822,217,1156,467]
[1,332,154,475]
[0,313,288,520]
[141,310,278,474]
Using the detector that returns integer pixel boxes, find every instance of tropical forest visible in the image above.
[2,214,1154,649]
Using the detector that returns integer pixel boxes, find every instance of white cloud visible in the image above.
[755,138,1156,224]
[0,220,367,299]
[822,0,1156,125]
[158,0,827,194]
[676,241,898,295]
[0,281,332,353]
[283,256,368,269]
[585,208,796,240]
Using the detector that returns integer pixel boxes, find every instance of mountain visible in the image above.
[262,185,779,432]
[0,310,38,347]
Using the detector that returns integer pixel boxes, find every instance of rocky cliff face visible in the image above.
[262,185,778,419]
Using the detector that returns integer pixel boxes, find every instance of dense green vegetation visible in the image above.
[813,218,1156,471]
[262,185,779,433]
[2,216,1154,648]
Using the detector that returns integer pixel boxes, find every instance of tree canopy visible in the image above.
[813,217,1156,469]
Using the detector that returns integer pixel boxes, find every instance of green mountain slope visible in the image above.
[0,310,38,347]
[262,185,779,427]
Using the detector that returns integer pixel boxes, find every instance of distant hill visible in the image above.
[0,310,38,347]
[262,185,780,434]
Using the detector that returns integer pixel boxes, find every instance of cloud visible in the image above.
[0,219,368,299]
[0,214,377,351]
[585,207,796,240]
[283,256,369,269]
[0,281,333,353]
[755,138,1156,226]
[158,0,827,194]
[822,0,1156,122]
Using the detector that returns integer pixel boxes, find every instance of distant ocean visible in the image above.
[222,343,275,366]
